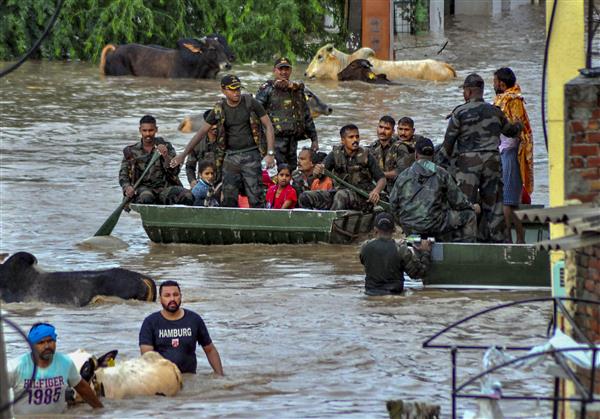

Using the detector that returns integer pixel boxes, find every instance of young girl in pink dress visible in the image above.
[265,164,297,209]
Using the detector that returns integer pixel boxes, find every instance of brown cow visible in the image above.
[337,59,392,84]
[99,37,231,79]
[305,43,456,82]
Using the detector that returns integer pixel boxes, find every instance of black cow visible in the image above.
[337,59,392,84]
[99,37,231,79]
[177,87,333,132]
[0,252,156,306]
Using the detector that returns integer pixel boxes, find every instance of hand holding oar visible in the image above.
[323,169,392,212]
[93,151,161,237]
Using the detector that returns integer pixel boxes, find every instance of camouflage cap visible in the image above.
[460,73,484,89]
[274,57,292,68]
[415,137,435,156]
[374,212,395,232]
[220,74,243,90]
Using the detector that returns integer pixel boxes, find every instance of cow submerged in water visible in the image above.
[100,37,231,79]
[305,43,456,82]
[0,252,156,306]
[69,350,182,399]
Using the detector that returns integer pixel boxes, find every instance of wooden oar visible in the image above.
[323,169,392,212]
[93,151,161,236]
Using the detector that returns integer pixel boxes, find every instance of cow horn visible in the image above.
[198,36,207,44]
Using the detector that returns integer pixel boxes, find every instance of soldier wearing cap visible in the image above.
[390,137,479,243]
[7,323,103,415]
[171,74,276,207]
[255,57,318,171]
[441,73,523,242]
[359,212,431,295]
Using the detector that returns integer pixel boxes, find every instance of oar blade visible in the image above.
[93,202,126,236]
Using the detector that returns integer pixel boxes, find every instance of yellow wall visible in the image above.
[546,0,585,219]
[546,3,585,416]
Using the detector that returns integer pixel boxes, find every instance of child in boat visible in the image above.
[191,160,219,207]
[265,164,297,209]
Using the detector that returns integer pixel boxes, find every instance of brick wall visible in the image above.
[564,75,600,418]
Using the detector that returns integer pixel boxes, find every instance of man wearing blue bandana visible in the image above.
[7,322,103,414]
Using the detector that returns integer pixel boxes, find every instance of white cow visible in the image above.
[305,43,456,82]
[69,350,183,399]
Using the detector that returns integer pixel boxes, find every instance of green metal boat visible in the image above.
[130,204,375,245]
[130,204,551,289]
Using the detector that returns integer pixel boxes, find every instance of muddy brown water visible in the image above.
[1,4,554,418]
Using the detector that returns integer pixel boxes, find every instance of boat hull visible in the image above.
[130,204,374,245]
[424,242,551,289]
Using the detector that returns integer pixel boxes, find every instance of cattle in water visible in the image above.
[99,37,231,79]
[337,59,392,84]
[69,350,182,399]
[178,87,333,132]
[0,252,156,306]
[305,43,456,82]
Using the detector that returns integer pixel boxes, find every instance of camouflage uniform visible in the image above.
[442,98,521,242]
[390,159,477,242]
[255,80,317,171]
[299,145,385,211]
[368,137,418,193]
[184,135,220,186]
[291,169,315,196]
[210,95,267,208]
[119,137,193,205]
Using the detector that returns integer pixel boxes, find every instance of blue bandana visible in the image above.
[28,324,57,345]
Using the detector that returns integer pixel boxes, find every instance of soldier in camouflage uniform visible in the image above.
[396,117,432,174]
[185,110,220,188]
[368,115,404,194]
[390,138,478,242]
[171,75,276,208]
[255,57,318,171]
[299,124,386,211]
[442,73,522,242]
[119,115,193,205]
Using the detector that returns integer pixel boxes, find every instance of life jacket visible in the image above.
[264,81,307,136]
[212,94,266,171]
[331,145,374,191]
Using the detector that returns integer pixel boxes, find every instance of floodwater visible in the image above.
[1,4,554,418]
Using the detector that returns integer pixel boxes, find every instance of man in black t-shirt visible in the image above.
[171,74,276,207]
[359,212,431,295]
[139,280,224,375]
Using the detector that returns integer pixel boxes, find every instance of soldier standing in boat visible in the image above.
[299,124,386,210]
[441,73,522,242]
[255,57,318,171]
[171,75,276,208]
[120,115,193,205]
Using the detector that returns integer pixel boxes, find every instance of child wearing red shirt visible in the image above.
[265,164,297,209]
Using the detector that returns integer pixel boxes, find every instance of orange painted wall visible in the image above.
[361,0,391,60]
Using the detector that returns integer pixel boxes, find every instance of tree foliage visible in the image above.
[0,0,348,62]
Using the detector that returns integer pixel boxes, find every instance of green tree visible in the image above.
[0,0,347,63]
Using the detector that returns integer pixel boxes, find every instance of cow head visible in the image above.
[305,44,345,79]
[0,252,38,299]
[176,37,231,78]
[304,87,332,118]
[68,349,118,401]
[205,33,235,62]
[337,59,374,81]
